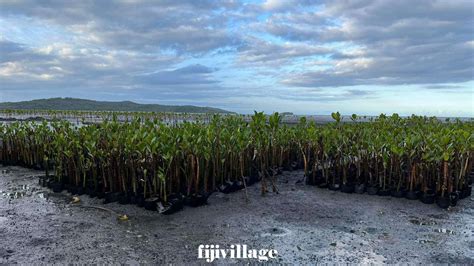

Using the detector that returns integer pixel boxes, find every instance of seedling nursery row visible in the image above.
[0,111,472,213]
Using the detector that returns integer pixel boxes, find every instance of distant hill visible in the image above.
[0,98,231,113]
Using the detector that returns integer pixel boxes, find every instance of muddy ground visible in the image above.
[0,165,473,264]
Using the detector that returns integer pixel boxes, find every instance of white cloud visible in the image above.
[262,0,291,11]
[0,62,24,76]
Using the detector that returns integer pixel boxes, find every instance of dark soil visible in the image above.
[0,165,473,264]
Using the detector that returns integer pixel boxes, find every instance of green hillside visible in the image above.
[0,98,231,113]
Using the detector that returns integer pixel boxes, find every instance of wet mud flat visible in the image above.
[0,165,473,264]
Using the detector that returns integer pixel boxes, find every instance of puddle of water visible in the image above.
[0,184,47,200]
[7,191,26,199]
[418,239,437,244]
[434,228,455,235]
[409,219,437,226]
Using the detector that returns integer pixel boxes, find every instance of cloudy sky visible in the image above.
[0,0,473,116]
